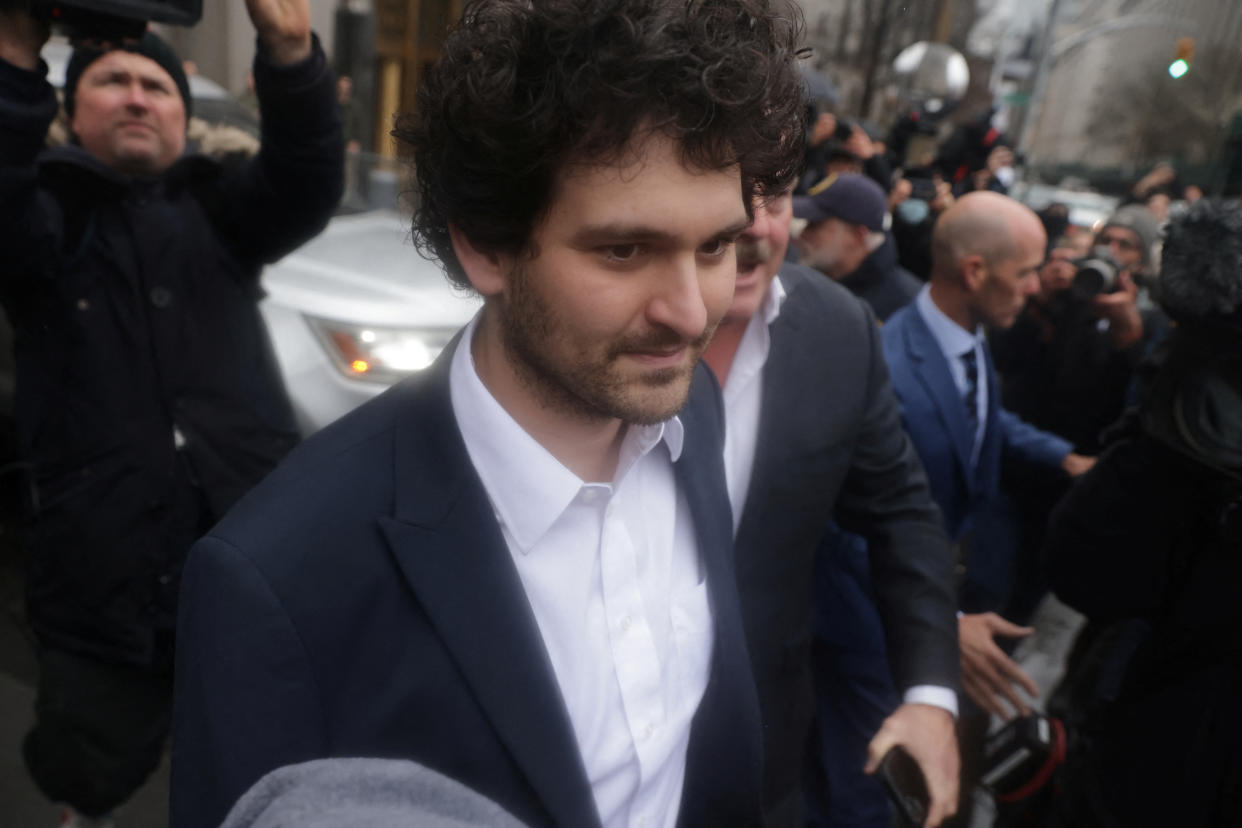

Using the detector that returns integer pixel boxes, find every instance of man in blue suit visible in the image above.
[881,190,1094,716]
[170,3,808,827]
[880,191,1094,816]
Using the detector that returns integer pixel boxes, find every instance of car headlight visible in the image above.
[306,317,456,384]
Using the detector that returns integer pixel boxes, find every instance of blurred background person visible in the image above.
[0,2,342,824]
[1044,198,1242,828]
[794,172,921,322]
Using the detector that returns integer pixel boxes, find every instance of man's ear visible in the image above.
[961,254,988,291]
[449,223,509,297]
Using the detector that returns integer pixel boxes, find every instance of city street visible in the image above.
[0,528,170,828]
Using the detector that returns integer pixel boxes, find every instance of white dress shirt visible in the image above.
[722,277,958,717]
[915,285,988,467]
[449,314,714,828]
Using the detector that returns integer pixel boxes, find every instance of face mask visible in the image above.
[995,166,1016,189]
[896,199,930,225]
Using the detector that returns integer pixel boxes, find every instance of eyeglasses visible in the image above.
[1097,233,1141,252]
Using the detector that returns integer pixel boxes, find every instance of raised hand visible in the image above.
[244,0,312,66]
[0,5,50,71]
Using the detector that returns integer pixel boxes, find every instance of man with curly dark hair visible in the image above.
[172,2,806,827]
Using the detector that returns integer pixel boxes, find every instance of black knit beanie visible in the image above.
[64,32,192,121]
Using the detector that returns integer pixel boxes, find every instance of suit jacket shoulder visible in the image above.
[173,352,763,828]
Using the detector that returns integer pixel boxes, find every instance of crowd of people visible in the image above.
[0,1,1238,827]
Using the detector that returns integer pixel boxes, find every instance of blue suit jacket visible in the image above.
[880,303,1072,542]
[170,346,763,828]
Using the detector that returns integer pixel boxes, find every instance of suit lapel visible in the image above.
[675,367,764,826]
[739,282,807,534]
[378,359,600,828]
[902,308,977,489]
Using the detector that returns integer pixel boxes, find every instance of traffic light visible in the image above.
[1169,36,1194,79]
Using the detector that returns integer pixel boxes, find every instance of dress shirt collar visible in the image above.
[449,312,684,554]
[721,274,786,405]
[915,283,984,359]
[762,274,788,327]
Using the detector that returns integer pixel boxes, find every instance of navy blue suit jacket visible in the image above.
[170,347,763,828]
[880,302,1072,542]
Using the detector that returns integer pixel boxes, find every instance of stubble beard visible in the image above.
[500,264,712,427]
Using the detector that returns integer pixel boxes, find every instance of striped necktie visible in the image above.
[962,347,979,440]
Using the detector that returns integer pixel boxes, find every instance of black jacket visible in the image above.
[1046,339,1242,826]
[0,39,344,665]
[733,265,958,822]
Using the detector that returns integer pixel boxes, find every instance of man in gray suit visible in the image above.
[702,189,960,827]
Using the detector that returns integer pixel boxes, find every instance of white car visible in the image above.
[260,208,482,434]
[1013,181,1120,235]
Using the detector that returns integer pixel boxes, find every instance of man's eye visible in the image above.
[700,238,733,258]
[602,244,641,262]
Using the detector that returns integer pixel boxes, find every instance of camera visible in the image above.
[979,713,1070,803]
[832,116,855,144]
[3,0,201,39]
[1072,246,1125,297]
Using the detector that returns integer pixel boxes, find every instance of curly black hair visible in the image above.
[398,0,808,289]
[1158,199,1242,326]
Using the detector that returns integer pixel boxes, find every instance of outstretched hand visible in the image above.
[958,612,1039,719]
[865,703,960,827]
[244,0,312,66]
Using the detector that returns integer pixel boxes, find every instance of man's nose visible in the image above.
[123,81,150,109]
[646,256,709,340]
[745,204,773,241]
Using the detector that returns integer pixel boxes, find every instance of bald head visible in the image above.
[931,191,1045,281]
[928,191,1047,331]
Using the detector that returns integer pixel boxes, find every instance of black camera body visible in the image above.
[980,713,1070,803]
[8,0,201,39]
[1073,246,1125,298]
[832,117,855,144]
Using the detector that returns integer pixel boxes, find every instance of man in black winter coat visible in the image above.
[1044,200,1242,827]
[0,0,343,821]
[793,172,922,322]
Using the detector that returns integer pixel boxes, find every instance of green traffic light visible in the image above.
[1169,58,1189,78]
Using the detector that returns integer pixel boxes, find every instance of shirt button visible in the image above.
[619,615,632,632]
[76,298,89,311]
[150,286,172,308]
[641,723,655,741]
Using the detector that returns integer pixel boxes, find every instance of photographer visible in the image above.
[1043,199,1242,827]
[986,209,1159,626]
[992,207,1157,458]
[0,1,342,822]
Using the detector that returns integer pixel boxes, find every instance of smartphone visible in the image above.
[878,746,929,827]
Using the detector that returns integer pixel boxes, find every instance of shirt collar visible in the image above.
[915,283,983,360]
[763,274,787,327]
[449,312,683,553]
